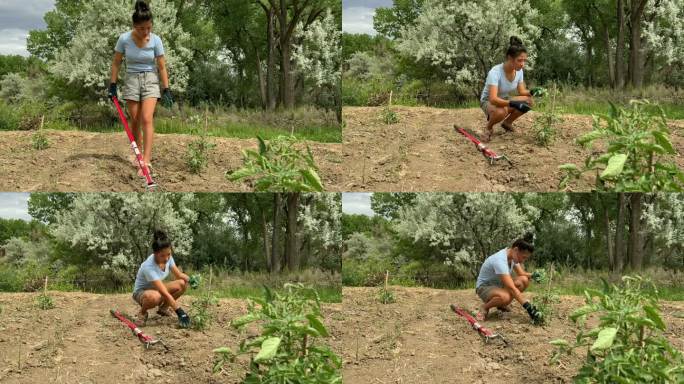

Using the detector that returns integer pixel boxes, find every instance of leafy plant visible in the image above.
[530,265,558,326]
[36,293,54,310]
[533,83,562,147]
[560,100,684,191]
[213,283,341,384]
[190,292,218,331]
[378,285,396,304]
[186,129,215,174]
[380,106,399,125]
[550,275,684,383]
[189,274,201,289]
[227,135,324,192]
[32,131,49,150]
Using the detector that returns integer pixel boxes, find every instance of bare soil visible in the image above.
[0,131,346,192]
[342,106,684,192]
[0,292,344,384]
[340,286,684,384]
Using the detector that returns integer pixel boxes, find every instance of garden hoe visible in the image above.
[110,309,168,350]
[450,304,508,346]
[454,125,513,166]
[111,96,157,190]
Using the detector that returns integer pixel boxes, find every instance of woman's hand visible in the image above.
[180,273,190,284]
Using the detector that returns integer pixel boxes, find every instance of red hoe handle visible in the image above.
[111,96,156,189]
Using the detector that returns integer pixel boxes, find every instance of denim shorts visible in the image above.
[123,71,161,102]
[476,284,503,302]
[132,289,145,305]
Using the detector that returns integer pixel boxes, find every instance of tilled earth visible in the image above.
[0,292,344,384]
[340,286,684,384]
[342,106,684,192]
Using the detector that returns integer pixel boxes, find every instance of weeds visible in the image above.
[560,100,684,191]
[530,265,559,326]
[36,293,54,310]
[32,131,49,150]
[190,292,218,331]
[533,83,562,147]
[550,275,684,383]
[378,285,395,304]
[213,283,341,383]
[227,135,324,192]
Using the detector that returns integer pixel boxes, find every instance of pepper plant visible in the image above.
[560,100,684,192]
[550,275,684,383]
[227,136,324,192]
[213,283,341,383]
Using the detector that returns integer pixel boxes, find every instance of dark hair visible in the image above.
[152,230,172,253]
[132,0,153,25]
[506,36,527,59]
[511,232,534,253]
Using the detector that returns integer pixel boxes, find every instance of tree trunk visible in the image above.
[603,25,615,88]
[271,194,282,273]
[266,7,277,110]
[628,193,644,271]
[277,1,295,109]
[262,210,271,271]
[285,193,300,271]
[616,0,626,88]
[603,203,614,270]
[628,0,648,88]
[615,193,627,272]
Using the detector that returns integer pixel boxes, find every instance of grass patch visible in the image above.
[156,120,341,143]
[190,285,341,303]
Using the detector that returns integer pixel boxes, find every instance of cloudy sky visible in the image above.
[343,0,392,35]
[342,193,374,216]
[0,0,54,56]
[0,193,31,221]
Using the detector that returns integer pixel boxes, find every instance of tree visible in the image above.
[28,193,76,225]
[373,0,426,39]
[395,0,541,96]
[45,0,193,95]
[371,193,417,220]
[628,193,644,270]
[50,193,197,280]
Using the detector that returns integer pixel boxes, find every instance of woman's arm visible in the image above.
[171,264,189,283]
[110,52,124,84]
[487,86,511,108]
[157,55,169,89]
[151,279,178,309]
[500,274,527,305]
[513,264,532,278]
[517,81,533,100]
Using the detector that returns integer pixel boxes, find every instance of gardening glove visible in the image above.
[161,88,174,109]
[531,270,543,284]
[108,83,118,100]
[530,87,546,97]
[509,100,532,113]
[176,307,191,328]
[523,301,542,323]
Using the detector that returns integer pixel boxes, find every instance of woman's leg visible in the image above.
[485,104,508,142]
[126,101,141,146]
[139,290,163,313]
[502,96,533,129]
[139,98,158,165]
[477,287,512,320]
[513,275,530,292]
[157,279,188,312]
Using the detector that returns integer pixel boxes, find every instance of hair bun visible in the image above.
[153,229,167,241]
[523,231,534,244]
[135,0,150,13]
[510,36,523,46]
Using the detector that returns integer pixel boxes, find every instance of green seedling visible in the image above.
[378,286,395,304]
[36,293,54,310]
[380,106,399,125]
[190,292,218,331]
[213,283,341,383]
[32,131,49,150]
[189,274,201,289]
[550,275,684,382]
[227,135,324,192]
[186,131,216,174]
[532,83,561,147]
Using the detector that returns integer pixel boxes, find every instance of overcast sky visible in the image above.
[0,193,31,221]
[343,0,392,35]
[0,0,54,56]
[342,193,374,216]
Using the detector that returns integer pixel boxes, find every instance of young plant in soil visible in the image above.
[550,275,684,383]
[32,131,49,150]
[380,106,399,125]
[188,273,217,331]
[378,285,395,304]
[186,130,216,174]
[213,283,341,384]
[227,135,324,192]
[36,293,54,310]
[530,266,559,326]
[560,100,684,192]
[532,83,562,147]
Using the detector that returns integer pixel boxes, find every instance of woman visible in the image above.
[480,36,534,142]
[108,0,174,176]
[474,233,541,323]
[132,230,191,328]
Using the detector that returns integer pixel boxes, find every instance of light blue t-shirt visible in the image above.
[114,31,165,73]
[480,63,524,103]
[476,248,518,289]
[133,254,176,293]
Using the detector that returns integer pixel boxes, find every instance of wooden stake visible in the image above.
[384,270,389,291]
[44,276,48,294]
[209,265,213,291]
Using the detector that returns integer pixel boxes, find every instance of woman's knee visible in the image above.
[142,290,161,304]
[140,113,154,126]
